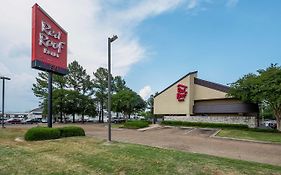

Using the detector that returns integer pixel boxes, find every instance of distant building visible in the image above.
[27,107,43,119]
[154,71,259,128]
[5,112,28,119]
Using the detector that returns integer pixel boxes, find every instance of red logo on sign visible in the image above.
[177,84,188,101]
[32,3,68,75]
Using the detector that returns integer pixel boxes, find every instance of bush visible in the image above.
[161,121,249,129]
[24,127,60,141]
[58,126,85,137]
[25,126,86,141]
[123,120,149,129]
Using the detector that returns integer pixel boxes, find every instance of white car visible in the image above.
[263,120,277,129]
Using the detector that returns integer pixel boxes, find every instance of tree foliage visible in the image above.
[33,61,143,124]
[228,64,281,130]
[92,67,115,122]
[33,60,96,123]
[112,89,146,119]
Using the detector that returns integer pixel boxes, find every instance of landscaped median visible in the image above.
[217,129,281,143]
[0,128,281,175]
[161,120,281,143]
[122,120,150,129]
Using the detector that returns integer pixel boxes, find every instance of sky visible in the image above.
[0,0,280,112]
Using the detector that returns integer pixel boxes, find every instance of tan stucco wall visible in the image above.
[154,74,196,115]
[154,72,229,115]
[188,73,196,114]
[194,84,227,100]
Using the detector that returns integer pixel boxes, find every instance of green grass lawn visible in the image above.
[0,128,281,175]
[217,129,281,143]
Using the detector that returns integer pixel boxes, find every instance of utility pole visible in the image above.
[108,35,118,141]
[1,76,11,128]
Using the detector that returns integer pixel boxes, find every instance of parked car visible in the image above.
[263,120,277,129]
[111,117,126,124]
[41,118,57,123]
[22,118,42,124]
[4,118,22,124]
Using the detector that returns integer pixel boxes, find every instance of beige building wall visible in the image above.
[194,84,227,101]
[154,73,197,115]
[188,73,196,115]
[154,72,228,115]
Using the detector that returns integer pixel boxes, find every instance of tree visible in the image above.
[112,89,146,120]
[67,60,94,123]
[113,76,127,92]
[228,64,281,130]
[33,60,95,123]
[32,72,68,122]
[93,67,113,122]
[32,72,48,100]
[146,94,155,123]
[67,61,94,95]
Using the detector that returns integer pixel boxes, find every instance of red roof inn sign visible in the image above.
[32,4,68,75]
[177,84,188,101]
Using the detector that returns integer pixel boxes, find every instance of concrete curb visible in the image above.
[138,124,161,132]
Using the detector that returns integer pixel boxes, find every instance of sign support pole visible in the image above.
[48,72,53,128]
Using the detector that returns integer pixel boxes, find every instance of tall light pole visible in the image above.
[108,35,118,142]
[1,76,11,128]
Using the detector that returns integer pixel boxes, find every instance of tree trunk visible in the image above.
[153,116,156,124]
[101,109,104,123]
[98,110,101,123]
[274,110,281,131]
[82,113,85,124]
[60,111,63,123]
[276,114,281,131]
[72,113,75,123]
[101,101,104,123]
[98,102,102,123]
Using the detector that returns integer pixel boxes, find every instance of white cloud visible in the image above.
[187,0,199,9]
[139,85,152,100]
[226,0,239,7]
[0,0,182,111]
[0,0,238,111]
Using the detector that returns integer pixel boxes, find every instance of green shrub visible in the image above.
[123,120,149,129]
[24,127,60,141]
[58,126,85,137]
[25,126,86,141]
[161,121,249,129]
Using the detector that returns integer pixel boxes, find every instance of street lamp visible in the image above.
[108,35,118,142]
[1,76,11,128]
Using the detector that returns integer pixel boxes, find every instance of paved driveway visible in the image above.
[82,124,281,166]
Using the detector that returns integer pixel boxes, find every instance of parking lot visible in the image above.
[82,124,281,166]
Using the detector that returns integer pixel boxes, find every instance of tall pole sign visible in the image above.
[32,4,68,127]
